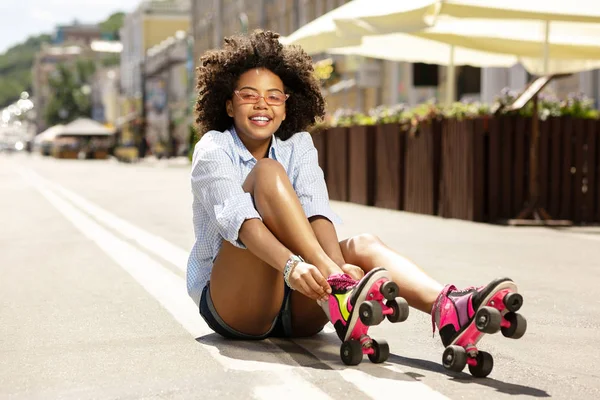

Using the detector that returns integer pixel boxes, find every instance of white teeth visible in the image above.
[250,116,270,122]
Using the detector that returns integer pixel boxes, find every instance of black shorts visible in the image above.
[199,281,293,339]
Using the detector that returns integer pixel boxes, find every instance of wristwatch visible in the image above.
[283,255,304,288]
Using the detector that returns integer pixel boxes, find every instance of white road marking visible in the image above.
[19,169,332,400]
[37,173,189,271]
[19,167,450,400]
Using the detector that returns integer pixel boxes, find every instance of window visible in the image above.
[413,63,439,87]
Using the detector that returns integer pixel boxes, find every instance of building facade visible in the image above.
[118,0,191,153]
[32,44,120,133]
[53,24,103,47]
[91,67,120,128]
[32,21,123,133]
[191,0,349,56]
[144,32,193,157]
[190,1,600,121]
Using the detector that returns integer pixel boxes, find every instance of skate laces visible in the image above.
[327,273,357,291]
[450,286,478,297]
[431,284,456,336]
[431,284,481,336]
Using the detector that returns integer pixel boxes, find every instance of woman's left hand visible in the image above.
[341,263,364,281]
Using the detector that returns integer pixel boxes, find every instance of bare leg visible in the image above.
[209,158,339,336]
[247,159,338,336]
[340,234,443,314]
[209,241,284,335]
[246,158,342,277]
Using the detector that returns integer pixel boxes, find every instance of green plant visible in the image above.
[561,92,599,119]
[331,108,375,127]
[492,87,599,120]
[0,34,51,108]
[368,104,409,124]
[44,63,93,126]
[443,101,491,120]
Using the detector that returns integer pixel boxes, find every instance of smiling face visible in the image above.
[226,68,287,157]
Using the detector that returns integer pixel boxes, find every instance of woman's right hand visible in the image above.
[288,262,331,302]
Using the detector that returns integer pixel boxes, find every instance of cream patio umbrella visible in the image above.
[280,0,440,55]
[284,0,600,53]
[59,118,115,137]
[332,0,600,75]
[333,0,600,34]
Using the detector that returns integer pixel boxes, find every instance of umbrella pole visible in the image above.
[508,95,548,225]
[445,45,456,105]
[508,22,571,227]
[509,95,571,227]
[543,20,550,75]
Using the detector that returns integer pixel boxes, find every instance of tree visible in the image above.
[99,12,125,40]
[0,34,51,108]
[44,62,95,126]
[0,12,125,108]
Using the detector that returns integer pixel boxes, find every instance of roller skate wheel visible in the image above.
[386,297,409,323]
[380,280,399,300]
[503,292,524,312]
[501,312,527,339]
[340,340,363,366]
[475,306,502,334]
[359,300,384,326]
[367,339,390,364]
[442,345,467,372]
[468,351,494,378]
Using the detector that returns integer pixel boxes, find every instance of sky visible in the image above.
[0,0,142,54]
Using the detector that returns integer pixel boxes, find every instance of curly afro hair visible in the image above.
[195,29,325,141]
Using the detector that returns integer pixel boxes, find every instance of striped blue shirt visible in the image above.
[186,126,341,306]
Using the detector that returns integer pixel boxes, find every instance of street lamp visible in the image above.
[239,12,248,34]
[237,0,248,34]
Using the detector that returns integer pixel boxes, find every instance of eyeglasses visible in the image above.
[234,89,290,106]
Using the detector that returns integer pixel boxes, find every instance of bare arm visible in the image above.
[239,218,331,301]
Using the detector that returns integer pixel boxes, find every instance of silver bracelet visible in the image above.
[283,255,304,288]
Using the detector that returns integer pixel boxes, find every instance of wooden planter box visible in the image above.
[310,128,328,180]
[486,116,599,224]
[403,120,442,216]
[373,123,406,210]
[316,116,600,225]
[537,117,599,223]
[325,127,349,201]
[438,118,487,221]
[347,125,376,206]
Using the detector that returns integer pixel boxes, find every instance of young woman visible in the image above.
[187,30,524,372]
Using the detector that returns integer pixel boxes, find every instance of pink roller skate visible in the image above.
[323,267,409,366]
[432,277,527,377]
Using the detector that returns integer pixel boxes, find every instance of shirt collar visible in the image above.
[229,125,278,162]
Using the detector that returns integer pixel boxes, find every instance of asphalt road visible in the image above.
[2,153,600,399]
